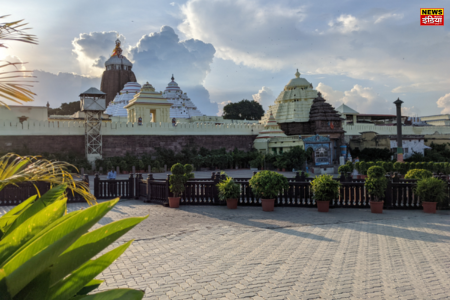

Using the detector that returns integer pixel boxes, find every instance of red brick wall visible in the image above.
[0,135,257,157]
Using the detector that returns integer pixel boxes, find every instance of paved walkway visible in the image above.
[3,201,448,299]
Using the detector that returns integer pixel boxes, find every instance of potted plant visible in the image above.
[168,163,187,208]
[365,166,387,213]
[359,161,367,179]
[310,174,340,212]
[415,177,447,213]
[217,175,241,209]
[249,170,289,211]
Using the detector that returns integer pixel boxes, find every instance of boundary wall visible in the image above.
[343,124,450,136]
[0,121,265,136]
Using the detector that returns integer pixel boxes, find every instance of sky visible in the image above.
[2,0,450,117]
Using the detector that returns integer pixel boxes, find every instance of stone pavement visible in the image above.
[2,201,450,299]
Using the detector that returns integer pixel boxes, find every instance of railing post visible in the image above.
[128,173,134,199]
[166,174,170,200]
[213,173,220,204]
[385,175,393,209]
[346,172,352,182]
[146,173,153,203]
[94,173,99,199]
[83,174,89,187]
[135,174,142,200]
[339,172,345,182]
[295,171,301,182]
[211,172,215,179]
[300,171,306,182]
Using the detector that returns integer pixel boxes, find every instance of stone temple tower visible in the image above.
[100,39,137,105]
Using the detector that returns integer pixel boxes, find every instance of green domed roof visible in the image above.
[285,69,311,89]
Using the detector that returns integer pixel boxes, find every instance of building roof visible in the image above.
[79,87,106,97]
[285,69,311,90]
[104,39,133,67]
[309,92,343,121]
[335,103,359,115]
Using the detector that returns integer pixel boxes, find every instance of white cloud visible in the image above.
[392,80,450,93]
[401,106,420,116]
[317,82,389,114]
[178,0,450,88]
[252,86,273,111]
[32,70,100,107]
[72,32,125,75]
[217,100,232,117]
[437,93,450,114]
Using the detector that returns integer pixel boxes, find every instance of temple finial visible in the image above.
[171,74,174,81]
[295,69,300,78]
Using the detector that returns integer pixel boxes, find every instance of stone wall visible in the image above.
[100,69,137,105]
[0,135,85,155]
[0,135,257,157]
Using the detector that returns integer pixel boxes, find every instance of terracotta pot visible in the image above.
[422,202,437,214]
[317,200,330,212]
[226,198,238,209]
[168,197,180,208]
[261,199,275,212]
[277,168,280,171]
[282,168,286,172]
[370,201,384,214]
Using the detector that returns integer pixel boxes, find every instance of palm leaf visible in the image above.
[0,153,95,205]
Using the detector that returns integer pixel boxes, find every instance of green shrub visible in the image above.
[338,165,350,174]
[107,160,114,171]
[310,174,340,202]
[355,162,361,174]
[365,166,388,201]
[427,162,434,172]
[382,161,393,173]
[402,162,410,175]
[120,160,127,173]
[359,161,367,175]
[217,176,241,201]
[404,169,433,180]
[0,185,146,299]
[152,160,161,172]
[249,171,289,199]
[345,160,354,172]
[393,161,402,173]
[409,162,417,170]
[138,160,144,171]
[415,177,447,203]
[184,164,194,179]
[169,163,188,197]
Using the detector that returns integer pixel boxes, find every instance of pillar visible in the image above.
[394,98,404,162]
[353,114,357,125]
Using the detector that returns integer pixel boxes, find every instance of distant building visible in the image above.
[100,39,137,105]
[104,82,141,122]
[162,75,203,119]
[420,114,450,126]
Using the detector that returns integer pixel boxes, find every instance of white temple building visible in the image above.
[104,82,141,122]
[163,75,203,119]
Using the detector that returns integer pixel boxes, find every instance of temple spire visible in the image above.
[171,74,174,81]
[295,69,300,78]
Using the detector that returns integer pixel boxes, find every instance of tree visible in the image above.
[48,101,81,115]
[222,99,264,120]
[0,15,38,107]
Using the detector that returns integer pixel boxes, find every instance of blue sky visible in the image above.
[2,0,450,116]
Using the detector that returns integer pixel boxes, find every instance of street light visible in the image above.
[394,98,404,162]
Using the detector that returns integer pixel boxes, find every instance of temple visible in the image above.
[162,75,203,119]
[104,82,141,122]
[100,39,137,105]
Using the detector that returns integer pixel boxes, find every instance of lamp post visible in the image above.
[394,98,404,162]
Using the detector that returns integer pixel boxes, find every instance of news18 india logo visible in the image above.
[420,8,444,26]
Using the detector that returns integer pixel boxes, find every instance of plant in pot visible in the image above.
[415,177,447,213]
[249,170,289,212]
[310,174,340,212]
[359,161,367,179]
[217,174,241,209]
[168,163,187,208]
[338,164,351,177]
[365,166,387,213]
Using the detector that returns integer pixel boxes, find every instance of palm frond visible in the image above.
[0,153,96,205]
[0,61,36,107]
[0,15,38,48]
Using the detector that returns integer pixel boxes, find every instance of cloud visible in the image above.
[217,101,232,117]
[178,0,450,88]
[392,80,450,93]
[401,106,420,116]
[437,93,450,114]
[130,26,215,87]
[92,56,106,68]
[182,85,218,116]
[317,82,389,114]
[129,25,219,115]
[252,86,273,111]
[32,70,100,108]
[72,32,125,75]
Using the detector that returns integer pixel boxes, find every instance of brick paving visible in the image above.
[2,200,450,299]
